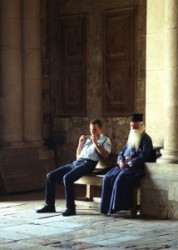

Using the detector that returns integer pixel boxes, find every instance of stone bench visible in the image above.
[75,152,117,200]
[75,152,140,217]
[75,147,161,217]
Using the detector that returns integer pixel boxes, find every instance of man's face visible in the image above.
[90,124,102,136]
[130,121,143,131]
[128,121,144,149]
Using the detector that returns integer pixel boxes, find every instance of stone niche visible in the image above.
[140,163,178,219]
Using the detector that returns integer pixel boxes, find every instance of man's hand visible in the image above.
[118,160,128,169]
[78,135,86,146]
[90,134,98,145]
[76,135,87,157]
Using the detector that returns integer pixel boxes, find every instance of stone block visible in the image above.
[0,147,54,194]
[147,0,165,33]
[141,163,178,219]
[167,201,178,219]
[168,181,178,201]
[141,188,168,219]
[146,33,165,71]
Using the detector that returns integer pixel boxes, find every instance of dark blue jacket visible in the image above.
[117,132,153,170]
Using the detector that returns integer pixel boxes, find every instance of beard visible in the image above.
[127,129,144,150]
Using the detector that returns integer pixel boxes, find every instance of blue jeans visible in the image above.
[45,158,97,210]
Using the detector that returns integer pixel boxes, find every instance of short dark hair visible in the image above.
[90,119,102,128]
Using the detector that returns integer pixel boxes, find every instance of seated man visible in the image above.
[100,113,153,215]
[37,119,111,216]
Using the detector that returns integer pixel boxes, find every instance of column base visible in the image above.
[0,145,54,194]
[0,141,25,148]
[24,140,44,147]
[157,148,178,164]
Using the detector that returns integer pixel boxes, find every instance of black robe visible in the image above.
[100,132,153,215]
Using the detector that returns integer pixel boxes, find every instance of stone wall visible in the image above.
[0,0,55,194]
[142,0,178,219]
[44,0,147,165]
[145,0,165,147]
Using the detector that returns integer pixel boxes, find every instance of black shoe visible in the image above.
[36,205,56,213]
[62,208,76,216]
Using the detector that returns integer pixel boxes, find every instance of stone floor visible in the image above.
[1,186,178,250]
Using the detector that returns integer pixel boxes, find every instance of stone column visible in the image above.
[157,0,178,163]
[0,0,23,146]
[23,0,43,145]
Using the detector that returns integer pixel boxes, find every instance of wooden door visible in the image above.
[58,14,87,116]
[103,8,137,116]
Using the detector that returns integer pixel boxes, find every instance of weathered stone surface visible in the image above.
[1,190,178,249]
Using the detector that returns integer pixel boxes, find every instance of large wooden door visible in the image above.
[58,14,87,116]
[103,8,137,116]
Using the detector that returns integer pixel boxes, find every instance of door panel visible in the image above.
[58,14,87,116]
[103,8,136,116]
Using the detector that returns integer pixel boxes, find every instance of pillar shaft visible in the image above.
[23,0,42,144]
[158,0,178,163]
[0,0,23,146]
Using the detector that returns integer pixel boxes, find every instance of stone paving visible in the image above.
[1,187,178,250]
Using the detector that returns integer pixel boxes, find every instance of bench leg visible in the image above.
[130,185,140,217]
[86,184,94,201]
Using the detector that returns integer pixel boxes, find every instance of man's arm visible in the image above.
[76,135,86,157]
[95,143,110,160]
[116,145,127,169]
[92,136,111,160]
